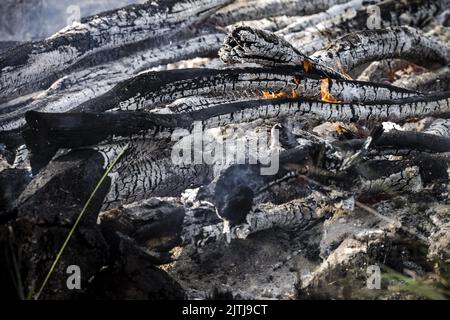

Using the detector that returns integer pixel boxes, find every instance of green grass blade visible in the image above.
[381,265,447,300]
[34,145,129,300]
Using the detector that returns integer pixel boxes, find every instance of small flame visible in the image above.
[303,59,312,73]
[291,76,301,98]
[336,125,348,135]
[320,78,342,103]
[262,90,286,99]
[262,90,272,98]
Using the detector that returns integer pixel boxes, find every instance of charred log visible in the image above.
[284,0,449,54]
[209,0,349,27]
[24,90,450,160]
[71,67,419,114]
[221,25,450,78]
[0,33,225,132]
[219,26,347,79]
[311,26,450,73]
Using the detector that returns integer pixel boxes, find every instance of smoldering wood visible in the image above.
[219,25,348,79]
[102,139,450,247]
[310,26,450,73]
[17,86,450,212]
[277,0,380,36]
[22,90,450,166]
[225,15,303,33]
[0,0,447,130]
[0,0,230,103]
[3,0,450,300]
[181,192,330,248]
[23,121,338,214]
[0,33,226,132]
[220,24,450,78]
[181,160,437,249]
[337,130,450,153]
[209,0,349,27]
[423,118,450,137]
[2,23,436,129]
[99,126,450,218]
[71,67,419,115]
[283,0,450,54]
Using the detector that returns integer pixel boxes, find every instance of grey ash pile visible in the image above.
[0,0,450,300]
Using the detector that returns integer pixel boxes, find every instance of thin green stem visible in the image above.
[34,145,129,300]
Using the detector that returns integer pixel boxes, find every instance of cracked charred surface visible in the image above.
[209,0,349,27]
[0,33,226,132]
[283,0,450,54]
[311,26,450,72]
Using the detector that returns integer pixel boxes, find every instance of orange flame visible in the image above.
[262,90,272,98]
[336,125,348,135]
[262,90,286,99]
[291,76,301,98]
[303,59,312,73]
[320,78,342,103]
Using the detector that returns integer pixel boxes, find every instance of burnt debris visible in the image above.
[1,0,450,300]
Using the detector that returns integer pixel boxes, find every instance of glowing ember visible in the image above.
[262,90,272,98]
[336,125,349,135]
[303,59,312,73]
[291,76,301,98]
[262,90,286,99]
[320,78,342,103]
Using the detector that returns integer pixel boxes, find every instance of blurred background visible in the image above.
[0,0,147,41]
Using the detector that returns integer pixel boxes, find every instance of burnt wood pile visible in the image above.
[1,0,450,299]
